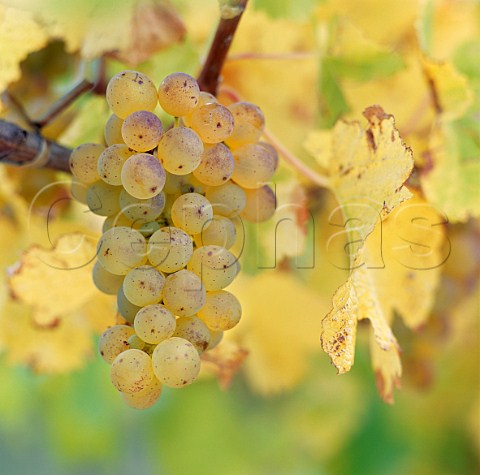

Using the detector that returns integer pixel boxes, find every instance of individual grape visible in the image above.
[171,193,213,235]
[99,325,135,364]
[157,127,203,175]
[232,143,276,189]
[117,286,142,324]
[110,349,154,394]
[205,182,246,217]
[123,265,165,307]
[197,290,242,331]
[207,330,223,350]
[225,101,265,148]
[163,172,204,195]
[151,337,201,388]
[102,213,134,233]
[121,110,163,152]
[104,114,125,146]
[162,269,206,317]
[93,260,125,295]
[258,141,279,171]
[106,70,158,119]
[121,153,166,199]
[97,144,135,186]
[134,304,176,344]
[173,316,210,354]
[157,72,200,117]
[193,215,236,249]
[147,226,193,273]
[187,245,238,291]
[241,185,276,223]
[188,103,234,143]
[121,377,162,409]
[127,334,146,350]
[120,189,165,222]
[70,178,88,204]
[183,91,217,127]
[69,143,104,184]
[86,181,122,216]
[192,143,234,186]
[97,226,147,275]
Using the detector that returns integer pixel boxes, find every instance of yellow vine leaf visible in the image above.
[0,5,48,92]
[8,233,97,326]
[305,107,414,382]
[228,272,329,395]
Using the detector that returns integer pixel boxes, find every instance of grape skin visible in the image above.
[134,304,176,344]
[99,325,135,364]
[197,290,242,331]
[205,182,246,217]
[110,349,154,394]
[241,185,276,223]
[188,103,234,144]
[193,215,236,249]
[162,269,206,317]
[158,72,200,117]
[86,181,122,216]
[121,153,166,199]
[69,143,104,184]
[119,189,165,222]
[193,143,234,186]
[232,143,276,189]
[121,110,164,152]
[173,316,210,354]
[92,260,125,295]
[117,286,142,324]
[104,114,125,146]
[98,144,135,186]
[121,377,162,410]
[151,337,201,388]
[106,70,158,119]
[225,101,265,148]
[171,193,213,235]
[123,265,165,307]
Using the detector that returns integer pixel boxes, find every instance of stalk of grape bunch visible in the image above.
[69,70,277,409]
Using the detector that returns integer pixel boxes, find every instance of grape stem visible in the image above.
[197,0,248,94]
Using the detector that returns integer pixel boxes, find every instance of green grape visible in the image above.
[121,110,163,152]
[162,269,206,317]
[70,178,88,204]
[171,193,213,235]
[134,304,176,344]
[121,153,166,199]
[119,189,165,222]
[157,127,204,175]
[157,72,200,117]
[102,213,134,233]
[188,103,234,143]
[207,330,223,350]
[97,144,135,186]
[151,337,201,388]
[86,181,122,216]
[104,114,125,146]
[69,143,104,184]
[127,334,146,350]
[232,143,276,189]
[205,181,246,217]
[187,245,238,291]
[92,260,125,295]
[99,324,135,364]
[110,349,154,394]
[192,143,234,186]
[121,376,162,409]
[117,286,142,324]
[197,290,242,331]
[241,185,276,223]
[147,226,193,273]
[106,70,158,119]
[225,101,265,148]
[183,91,217,127]
[123,265,165,307]
[97,226,147,275]
[193,215,236,249]
[173,316,210,354]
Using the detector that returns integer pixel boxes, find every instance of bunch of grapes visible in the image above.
[69,70,277,409]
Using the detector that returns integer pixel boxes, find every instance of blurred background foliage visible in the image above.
[0,0,478,474]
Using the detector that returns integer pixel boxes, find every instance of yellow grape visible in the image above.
[151,337,201,388]
[123,265,165,307]
[97,144,135,186]
[173,316,210,354]
[99,325,135,364]
[205,182,246,217]
[170,193,213,235]
[117,286,142,324]
[121,110,163,152]
[188,103,234,143]
[232,143,276,189]
[162,269,206,317]
[134,304,176,344]
[92,261,125,295]
[86,181,122,216]
[241,185,276,223]
[192,143,234,186]
[157,72,200,117]
[104,114,125,146]
[121,377,162,409]
[110,349,154,394]
[69,143,104,184]
[121,153,166,199]
[183,91,217,127]
[197,290,242,331]
[225,101,265,148]
[119,189,165,222]
[106,70,158,119]
[193,215,236,249]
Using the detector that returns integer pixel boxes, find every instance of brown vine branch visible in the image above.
[0,120,71,172]
[197,0,248,95]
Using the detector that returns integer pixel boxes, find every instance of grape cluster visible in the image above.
[69,70,277,409]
